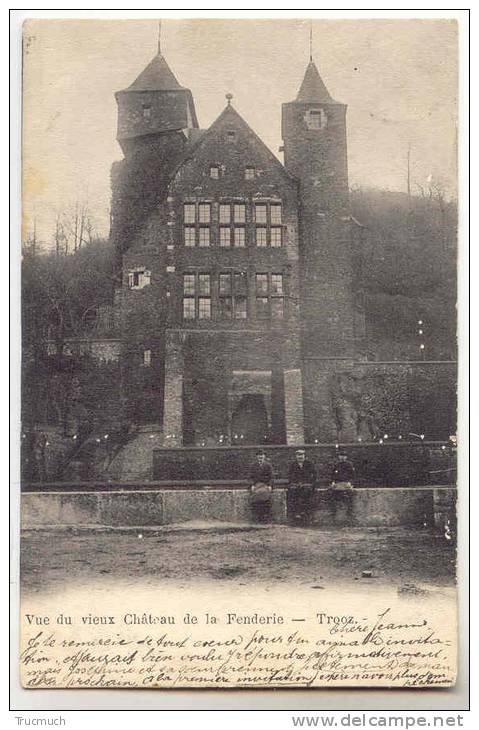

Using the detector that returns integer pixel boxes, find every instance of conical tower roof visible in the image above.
[296,60,335,103]
[127,53,183,92]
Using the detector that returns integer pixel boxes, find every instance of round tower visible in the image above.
[281,59,349,213]
[110,47,198,265]
[115,51,198,157]
[281,59,356,359]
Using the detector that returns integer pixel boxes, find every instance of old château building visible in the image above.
[109,45,366,452]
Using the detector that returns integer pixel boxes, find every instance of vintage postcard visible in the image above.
[19,18,458,690]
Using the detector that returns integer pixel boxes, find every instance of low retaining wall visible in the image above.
[21,486,456,530]
[152,443,456,486]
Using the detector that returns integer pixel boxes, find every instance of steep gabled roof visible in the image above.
[172,102,295,183]
[296,60,336,104]
[127,53,183,92]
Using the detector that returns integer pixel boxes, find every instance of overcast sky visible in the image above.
[22,18,457,245]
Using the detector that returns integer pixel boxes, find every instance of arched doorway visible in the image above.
[231,394,268,445]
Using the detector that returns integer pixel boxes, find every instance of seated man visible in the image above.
[249,450,273,523]
[331,451,355,488]
[287,448,317,525]
[329,451,355,522]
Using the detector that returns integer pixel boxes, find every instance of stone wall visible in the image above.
[152,443,456,486]
[21,486,456,530]
[302,360,457,443]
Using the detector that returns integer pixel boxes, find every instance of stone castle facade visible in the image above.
[106,48,369,448]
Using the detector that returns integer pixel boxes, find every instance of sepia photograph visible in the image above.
[17,17,460,694]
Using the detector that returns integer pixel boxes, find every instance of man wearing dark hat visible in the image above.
[249,450,274,523]
[331,452,355,488]
[329,451,355,522]
[287,448,317,525]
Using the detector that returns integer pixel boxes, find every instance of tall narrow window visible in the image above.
[143,349,152,366]
[198,204,211,223]
[198,274,211,296]
[219,204,231,224]
[271,274,283,295]
[270,204,282,224]
[234,204,246,223]
[220,227,231,247]
[219,273,232,319]
[256,273,269,295]
[199,227,210,247]
[183,273,211,320]
[270,227,282,248]
[184,204,196,224]
[234,227,245,247]
[234,272,248,319]
[198,298,211,319]
[142,105,151,119]
[271,273,285,320]
[254,201,283,248]
[219,272,248,320]
[184,227,196,247]
[255,204,267,224]
[184,203,196,246]
[254,273,285,320]
[256,227,267,247]
[183,297,196,320]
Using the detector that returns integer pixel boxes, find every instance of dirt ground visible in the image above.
[20,522,456,597]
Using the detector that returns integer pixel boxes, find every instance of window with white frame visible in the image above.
[128,269,151,289]
[143,349,152,366]
[209,166,220,179]
[245,167,255,180]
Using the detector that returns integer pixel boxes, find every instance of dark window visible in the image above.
[219,296,232,319]
[256,273,269,295]
[183,272,211,320]
[256,296,269,319]
[219,272,248,320]
[219,273,232,295]
[255,273,285,320]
